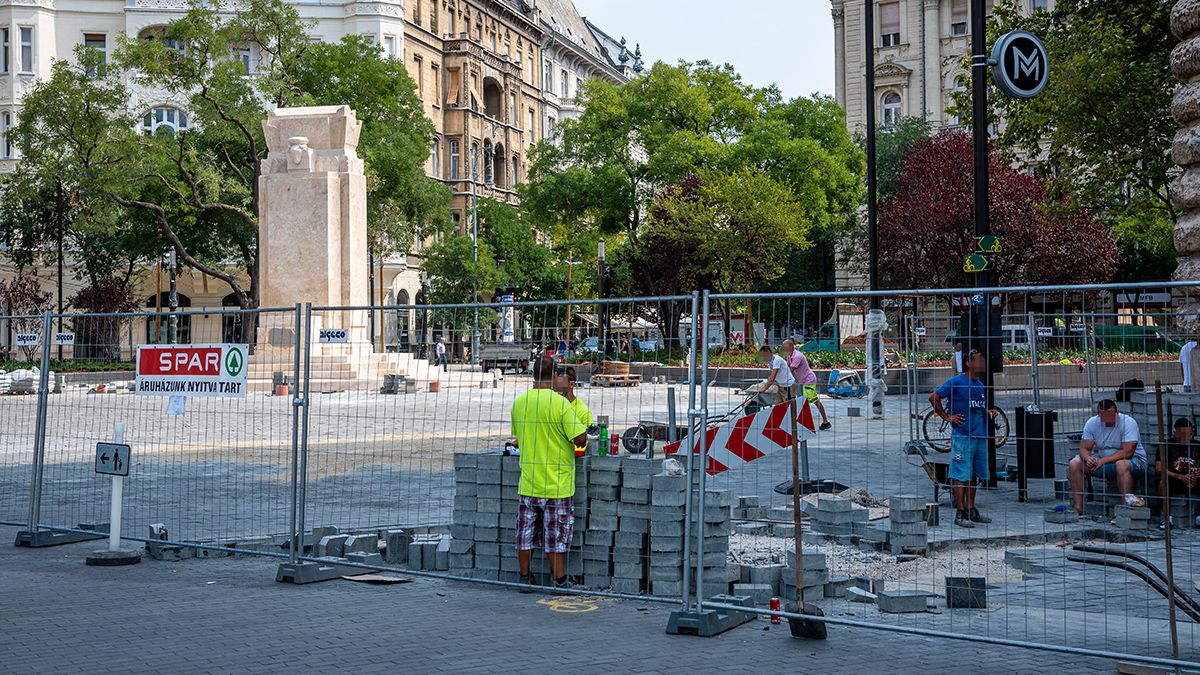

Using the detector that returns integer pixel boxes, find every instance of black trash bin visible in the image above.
[1016,406,1057,501]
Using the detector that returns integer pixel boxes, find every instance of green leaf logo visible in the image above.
[225,347,244,377]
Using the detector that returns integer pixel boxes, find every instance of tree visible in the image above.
[69,280,141,361]
[0,276,52,361]
[876,131,1117,290]
[860,116,933,204]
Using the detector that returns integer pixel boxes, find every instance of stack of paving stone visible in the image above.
[801,494,868,543]
[1114,504,1152,530]
[780,547,829,603]
[888,495,928,555]
[446,452,733,596]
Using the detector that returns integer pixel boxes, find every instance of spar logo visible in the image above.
[225,348,243,377]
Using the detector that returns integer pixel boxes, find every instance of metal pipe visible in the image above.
[287,303,302,564]
[1066,555,1200,625]
[680,290,699,612]
[700,600,1200,669]
[707,279,1200,302]
[695,290,711,608]
[295,304,314,550]
[1028,312,1040,407]
[1072,544,1200,616]
[25,311,53,533]
[309,294,693,313]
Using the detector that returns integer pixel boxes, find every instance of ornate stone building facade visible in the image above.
[1171,0,1200,330]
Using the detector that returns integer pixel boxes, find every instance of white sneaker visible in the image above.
[1123,494,1146,507]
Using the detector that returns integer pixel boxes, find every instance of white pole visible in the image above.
[109,422,125,552]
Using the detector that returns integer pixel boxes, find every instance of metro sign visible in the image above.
[136,344,249,398]
[663,400,817,475]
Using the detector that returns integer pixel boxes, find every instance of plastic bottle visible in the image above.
[597,417,609,457]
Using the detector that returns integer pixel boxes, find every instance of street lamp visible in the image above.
[471,145,480,364]
[597,238,607,359]
[167,248,178,345]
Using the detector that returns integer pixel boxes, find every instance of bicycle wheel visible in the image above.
[921,410,953,453]
[993,409,1010,449]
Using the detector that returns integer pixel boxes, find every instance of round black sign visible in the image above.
[991,30,1049,99]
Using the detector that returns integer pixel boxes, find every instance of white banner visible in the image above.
[136,344,249,398]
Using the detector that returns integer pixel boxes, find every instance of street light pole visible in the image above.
[55,179,64,361]
[970,0,998,485]
[865,0,878,300]
[471,146,480,364]
[167,248,178,345]
[597,238,607,360]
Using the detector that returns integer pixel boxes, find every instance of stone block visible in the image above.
[1044,507,1080,524]
[449,523,474,540]
[584,574,613,589]
[407,540,424,569]
[473,568,500,581]
[610,577,644,595]
[815,495,854,512]
[785,549,827,570]
[651,580,683,597]
[620,504,653,519]
[384,531,411,564]
[877,590,930,614]
[622,472,652,490]
[782,567,829,588]
[615,531,646,549]
[770,506,793,520]
[860,525,889,543]
[476,454,502,471]
[472,512,500,528]
[582,545,611,561]
[705,490,735,508]
[589,515,618,531]
[434,537,451,571]
[448,539,473,555]
[476,497,501,513]
[847,587,877,603]
[591,500,619,518]
[1115,516,1152,530]
[737,495,760,508]
[589,470,621,487]
[456,468,478,485]
[453,495,477,512]
[1115,505,1152,520]
[589,485,620,500]
[780,584,823,603]
[824,577,853,598]
[650,536,683,553]
[621,487,650,504]
[747,563,784,587]
[477,483,502,499]
[770,523,795,539]
[890,521,928,536]
[317,534,347,558]
[455,481,479,498]
[584,559,611,576]
[586,529,614,547]
[813,507,870,525]
[611,550,643,565]
[650,520,684,538]
[809,523,855,536]
[619,517,650,534]
[652,473,688,493]
[889,495,926,511]
[500,556,522,572]
[613,562,644,579]
[651,505,687,521]
[732,583,773,606]
[453,453,479,470]
[889,508,925,524]
[474,526,499,543]
[735,522,768,535]
[476,469,501,485]
[648,564,683,582]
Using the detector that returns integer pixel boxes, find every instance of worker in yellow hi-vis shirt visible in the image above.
[558,364,593,427]
[511,355,588,590]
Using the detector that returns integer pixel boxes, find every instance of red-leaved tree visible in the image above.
[874,131,1117,290]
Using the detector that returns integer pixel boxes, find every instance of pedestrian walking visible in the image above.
[436,336,448,372]
[929,348,1000,528]
[510,355,588,589]
[1181,339,1197,393]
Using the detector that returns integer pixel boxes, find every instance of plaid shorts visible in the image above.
[515,495,574,553]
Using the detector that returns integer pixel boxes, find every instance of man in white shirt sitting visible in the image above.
[1067,399,1148,512]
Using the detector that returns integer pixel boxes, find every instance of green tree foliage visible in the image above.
[860,116,933,204]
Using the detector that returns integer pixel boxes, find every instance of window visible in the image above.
[414,55,424,100]
[879,2,900,47]
[509,92,516,122]
[561,69,569,98]
[413,0,422,25]
[142,106,189,135]
[512,155,519,185]
[2,28,9,74]
[145,292,192,344]
[19,27,32,74]
[1,111,11,159]
[449,140,460,179]
[547,116,556,138]
[431,64,439,104]
[483,140,493,184]
[383,35,397,59]
[449,9,456,36]
[949,76,966,126]
[431,139,440,178]
[527,107,534,133]
[881,92,901,127]
[489,32,495,51]
[1031,0,1048,9]
[471,143,478,178]
[985,0,995,16]
[951,0,968,36]
[544,59,552,90]
[431,7,438,33]
[233,45,252,74]
[83,33,107,66]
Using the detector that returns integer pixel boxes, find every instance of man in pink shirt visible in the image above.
[783,339,831,430]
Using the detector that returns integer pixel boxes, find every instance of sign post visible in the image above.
[86,423,141,566]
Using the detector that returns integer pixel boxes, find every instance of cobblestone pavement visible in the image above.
[0,525,1122,674]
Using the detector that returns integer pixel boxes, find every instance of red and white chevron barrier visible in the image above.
[663,400,817,475]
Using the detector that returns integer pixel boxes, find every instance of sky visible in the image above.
[572,0,835,99]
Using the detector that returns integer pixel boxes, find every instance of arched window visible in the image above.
[483,139,494,185]
[449,140,460,179]
[142,107,188,135]
[221,292,244,343]
[145,291,192,344]
[483,77,502,119]
[881,92,901,127]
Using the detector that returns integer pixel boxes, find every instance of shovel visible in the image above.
[787,397,828,640]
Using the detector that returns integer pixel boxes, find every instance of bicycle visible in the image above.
[918,407,1009,453]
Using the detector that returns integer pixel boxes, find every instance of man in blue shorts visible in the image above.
[930,349,1000,528]
[1068,399,1148,512]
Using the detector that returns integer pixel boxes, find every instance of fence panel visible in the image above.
[0,313,47,527]
[298,296,698,599]
[29,307,301,552]
[693,284,1200,666]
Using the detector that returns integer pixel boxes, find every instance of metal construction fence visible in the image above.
[3,282,1200,667]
